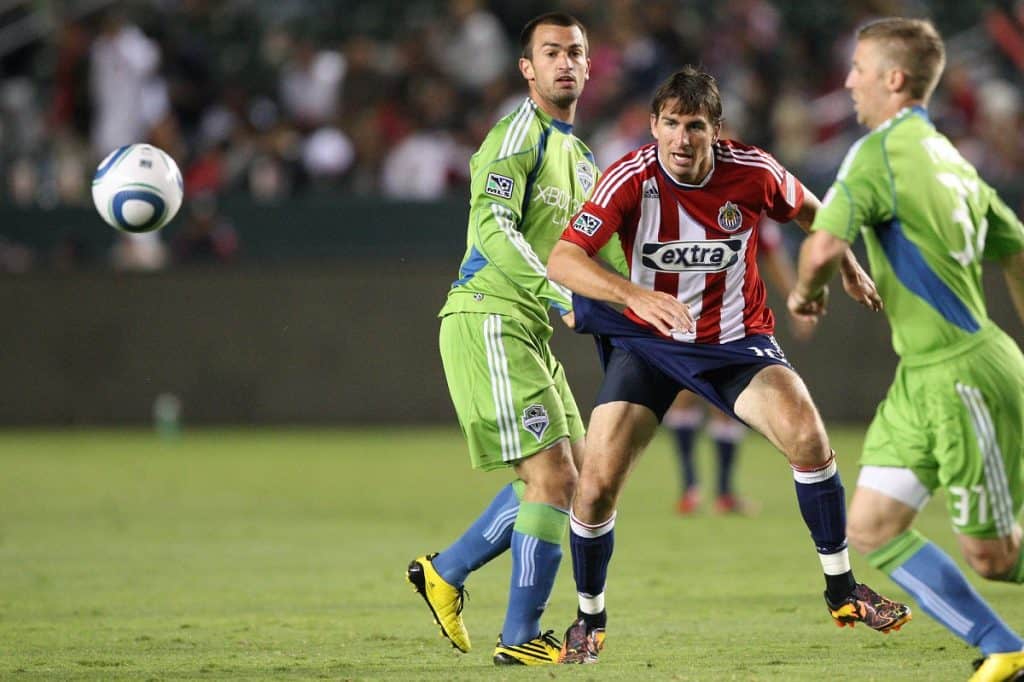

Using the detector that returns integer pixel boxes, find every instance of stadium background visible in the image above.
[0,0,1021,425]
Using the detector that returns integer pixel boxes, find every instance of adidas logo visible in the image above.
[643,186,660,199]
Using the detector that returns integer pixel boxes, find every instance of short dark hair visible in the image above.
[858,18,945,102]
[520,12,587,59]
[651,66,723,125]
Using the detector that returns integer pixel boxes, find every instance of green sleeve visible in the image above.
[981,183,1024,260]
[468,134,573,313]
[812,135,892,243]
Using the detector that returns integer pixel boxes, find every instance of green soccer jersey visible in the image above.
[439,97,623,333]
[814,106,1024,359]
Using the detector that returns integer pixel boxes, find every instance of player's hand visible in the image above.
[787,285,828,322]
[625,287,694,336]
[840,261,883,312]
[561,310,576,329]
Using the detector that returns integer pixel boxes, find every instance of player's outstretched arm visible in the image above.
[794,190,882,312]
[548,240,694,335]
[790,230,845,320]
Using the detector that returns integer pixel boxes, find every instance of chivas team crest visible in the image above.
[521,403,550,441]
[576,161,594,195]
[717,201,743,232]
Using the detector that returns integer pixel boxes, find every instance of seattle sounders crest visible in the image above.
[576,162,594,195]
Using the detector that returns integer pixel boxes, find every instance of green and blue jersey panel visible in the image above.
[813,106,1024,360]
[439,97,624,334]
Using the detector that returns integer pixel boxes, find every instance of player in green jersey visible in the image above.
[406,12,619,666]
[791,18,1024,682]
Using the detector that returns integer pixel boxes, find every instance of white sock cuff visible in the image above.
[578,592,605,615]
[570,510,616,538]
[820,548,852,575]
[792,452,838,484]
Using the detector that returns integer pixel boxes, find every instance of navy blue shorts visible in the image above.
[574,295,792,422]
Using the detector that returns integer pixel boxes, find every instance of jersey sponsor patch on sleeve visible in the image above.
[572,212,603,236]
[485,172,515,199]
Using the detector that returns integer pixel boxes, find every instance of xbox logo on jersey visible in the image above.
[641,239,742,272]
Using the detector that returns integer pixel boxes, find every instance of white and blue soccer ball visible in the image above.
[92,144,184,233]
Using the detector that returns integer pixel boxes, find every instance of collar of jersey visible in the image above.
[529,98,574,134]
[656,150,715,189]
[875,105,931,132]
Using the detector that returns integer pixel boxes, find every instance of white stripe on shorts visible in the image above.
[483,315,522,463]
[956,383,1014,537]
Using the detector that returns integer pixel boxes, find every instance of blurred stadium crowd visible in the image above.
[0,0,1022,267]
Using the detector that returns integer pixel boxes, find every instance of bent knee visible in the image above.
[574,471,620,521]
[785,426,831,469]
[547,465,579,508]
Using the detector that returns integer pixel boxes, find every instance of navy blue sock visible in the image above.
[673,427,698,491]
[792,455,856,600]
[432,481,521,587]
[569,510,615,613]
[714,438,737,496]
[792,455,848,555]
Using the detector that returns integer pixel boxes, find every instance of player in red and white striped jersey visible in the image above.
[562,125,804,344]
[550,67,905,665]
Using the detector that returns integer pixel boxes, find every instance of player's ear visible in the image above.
[519,57,534,83]
[887,67,906,94]
[712,121,722,143]
[650,113,659,139]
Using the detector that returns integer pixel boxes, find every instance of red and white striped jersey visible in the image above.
[561,140,804,344]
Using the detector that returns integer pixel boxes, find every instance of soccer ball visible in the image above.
[92,144,184,233]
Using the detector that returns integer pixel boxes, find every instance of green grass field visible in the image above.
[1,427,1019,680]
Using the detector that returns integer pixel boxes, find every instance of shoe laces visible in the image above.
[540,629,561,649]
[454,586,469,616]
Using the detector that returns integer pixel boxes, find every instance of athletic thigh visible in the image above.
[732,364,828,464]
[440,313,575,472]
[581,400,662,498]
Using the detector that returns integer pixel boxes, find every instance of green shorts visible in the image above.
[439,312,584,471]
[862,326,1024,538]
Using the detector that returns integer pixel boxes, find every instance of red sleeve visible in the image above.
[765,163,805,224]
[560,151,643,256]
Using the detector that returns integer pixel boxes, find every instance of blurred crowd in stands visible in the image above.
[0,0,1021,269]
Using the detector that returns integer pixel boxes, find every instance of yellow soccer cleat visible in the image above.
[406,553,470,653]
[492,630,561,665]
[969,651,1024,682]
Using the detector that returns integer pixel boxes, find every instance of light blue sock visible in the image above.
[432,481,522,587]
[888,540,1023,655]
[500,502,567,646]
